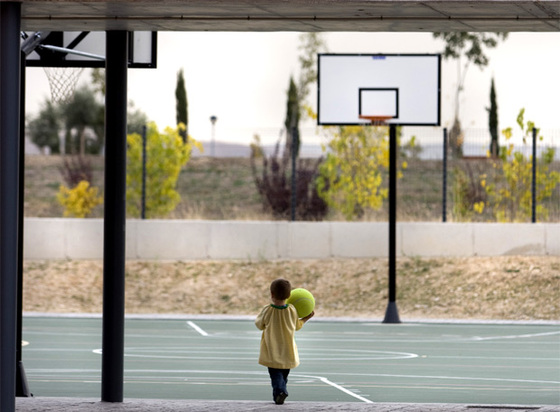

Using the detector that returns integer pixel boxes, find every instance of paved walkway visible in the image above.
[15,398,560,412]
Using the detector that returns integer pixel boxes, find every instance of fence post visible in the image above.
[442,127,448,222]
[531,127,537,223]
[290,126,298,221]
[141,124,147,220]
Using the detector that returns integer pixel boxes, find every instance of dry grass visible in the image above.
[23,256,560,321]
[24,155,560,221]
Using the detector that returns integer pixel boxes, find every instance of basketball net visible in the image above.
[43,66,84,105]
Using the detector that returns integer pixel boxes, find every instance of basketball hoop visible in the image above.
[359,115,392,126]
[43,66,84,105]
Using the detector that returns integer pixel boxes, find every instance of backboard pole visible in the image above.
[383,124,401,324]
[38,44,105,61]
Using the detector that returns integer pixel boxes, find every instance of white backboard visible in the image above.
[318,54,441,126]
[24,31,157,68]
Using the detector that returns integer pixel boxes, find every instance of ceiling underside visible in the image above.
[14,0,560,32]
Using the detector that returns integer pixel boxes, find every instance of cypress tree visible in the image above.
[175,68,188,142]
[285,77,300,158]
[488,78,499,157]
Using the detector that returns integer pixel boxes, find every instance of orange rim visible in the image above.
[358,115,392,124]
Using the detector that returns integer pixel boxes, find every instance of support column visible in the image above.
[0,3,22,411]
[101,31,128,403]
[17,47,31,399]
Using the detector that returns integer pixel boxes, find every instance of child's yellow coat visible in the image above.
[255,304,304,369]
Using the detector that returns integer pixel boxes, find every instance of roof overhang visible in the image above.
[15,0,560,32]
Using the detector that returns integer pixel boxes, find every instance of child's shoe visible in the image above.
[274,392,288,405]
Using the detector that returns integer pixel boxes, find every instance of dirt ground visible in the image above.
[23,256,559,321]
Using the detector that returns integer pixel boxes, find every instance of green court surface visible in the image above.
[22,316,560,406]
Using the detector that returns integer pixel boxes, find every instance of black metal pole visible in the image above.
[291,127,298,222]
[102,30,128,403]
[16,48,31,398]
[383,124,401,324]
[531,127,537,223]
[442,127,448,223]
[1,3,22,411]
[141,124,147,220]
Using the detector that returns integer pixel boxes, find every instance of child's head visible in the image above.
[270,278,291,300]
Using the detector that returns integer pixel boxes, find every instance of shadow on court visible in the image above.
[18,315,560,410]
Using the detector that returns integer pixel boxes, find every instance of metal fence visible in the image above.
[402,127,560,223]
[177,124,560,223]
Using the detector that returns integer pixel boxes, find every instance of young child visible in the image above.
[255,278,315,405]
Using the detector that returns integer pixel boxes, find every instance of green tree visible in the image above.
[487,77,499,157]
[126,122,201,218]
[247,34,329,221]
[27,99,61,154]
[29,71,149,157]
[90,68,149,137]
[175,68,188,142]
[91,68,106,96]
[297,33,327,106]
[316,125,406,220]
[433,32,508,158]
[477,109,560,222]
[128,101,149,136]
[284,77,300,158]
[62,86,104,155]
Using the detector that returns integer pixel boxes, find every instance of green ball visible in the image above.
[287,288,315,318]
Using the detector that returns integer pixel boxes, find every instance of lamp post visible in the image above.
[210,115,217,157]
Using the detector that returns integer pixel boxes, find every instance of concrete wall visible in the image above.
[23,218,559,260]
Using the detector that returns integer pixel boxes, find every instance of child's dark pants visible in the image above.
[267,367,290,398]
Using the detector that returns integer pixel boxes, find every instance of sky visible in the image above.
[24,31,560,148]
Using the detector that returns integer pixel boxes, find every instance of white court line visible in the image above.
[124,354,255,360]
[428,355,559,361]
[29,367,560,386]
[294,373,373,403]
[322,372,560,385]
[116,347,417,361]
[187,321,209,336]
[472,331,560,341]
[118,368,373,404]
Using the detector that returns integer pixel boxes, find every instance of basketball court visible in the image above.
[21,315,560,406]
[3,2,560,411]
